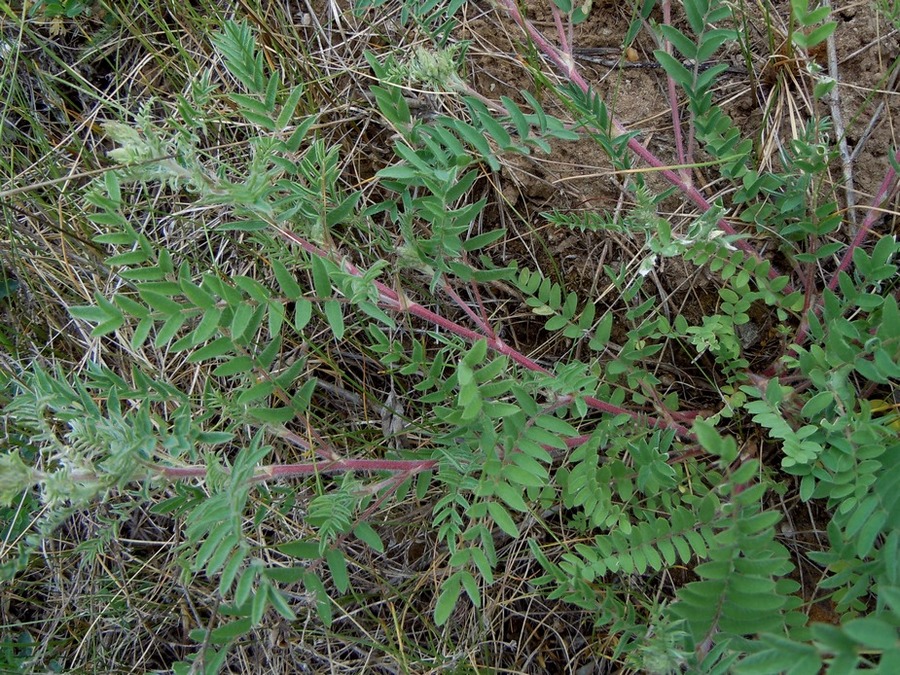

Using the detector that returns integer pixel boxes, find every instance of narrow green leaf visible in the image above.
[132,316,153,349]
[275,85,305,129]
[277,541,320,559]
[434,575,461,626]
[495,481,529,512]
[209,618,252,644]
[325,192,361,227]
[138,289,183,315]
[654,50,693,89]
[188,337,233,362]
[230,303,255,340]
[271,259,302,299]
[294,298,312,330]
[106,250,151,267]
[154,312,187,346]
[219,550,246,596]
[658,26,698,60]
[459,570,481,606]
[323,300,345,340]
[180,279,216,309]
[92,316,125,337]
[310,256,331,298]
[250,582,268,624]
[354,523,384,553]
[326,548,350,593]
[534,414,578,437]
[462,227,506,252]
[487,501,519,538]
[237,381,275,405]
[229,93,271,116]
[246,406,296,423]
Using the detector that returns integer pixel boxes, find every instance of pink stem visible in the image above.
[442,280,495,337]
[828,150,900,291]
[269,222,695,439]
[662,0,690,180]
[550,4,571,66]
[494,0,791,292]
[792,148,900,346]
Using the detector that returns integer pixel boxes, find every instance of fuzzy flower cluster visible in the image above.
[386,45,467,91]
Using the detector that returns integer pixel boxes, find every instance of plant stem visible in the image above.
[269,222,695,439]
[662,0,691,182]
[827,148,900,292]
[790,147,900,347]
[494,0,793,292]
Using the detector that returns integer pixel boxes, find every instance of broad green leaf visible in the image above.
[843,616,900,649]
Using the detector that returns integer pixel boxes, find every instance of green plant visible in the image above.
[2,1,899,672]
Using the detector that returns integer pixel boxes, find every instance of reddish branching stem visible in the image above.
[493,0,792,293]
[270,222,695,439]
[661,0,690,180]
[792,147,900,346]
[827,150,900,291]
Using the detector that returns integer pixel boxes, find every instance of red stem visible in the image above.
[661,0,690,181]
[792,148,900,346]
[269,222,695,439]
[494,0,793,293]
[827,151,900,291]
